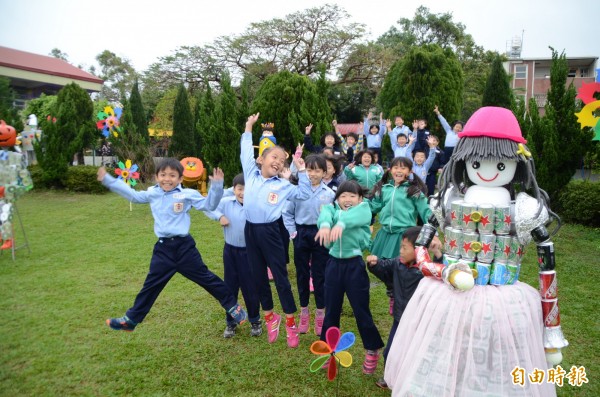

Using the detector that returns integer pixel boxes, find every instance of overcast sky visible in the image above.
[0,0,598,73]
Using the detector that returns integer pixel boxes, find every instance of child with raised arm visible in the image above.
[366,227,443,389]
[412,136,439,195]
[304,123,342,155]
[283,154,335,336]
[204,173,262,338]
[411,118,431,155]
[343,149,383,193]
[333,119,364,163]
[97,159,247,332]
[241,113,312,348]
[434,105,464,161]
[316,180,385,375]
[363,112,386,165]
[424,135,445,197]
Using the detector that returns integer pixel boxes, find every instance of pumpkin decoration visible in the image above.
[0,120,17,147]
[180,157,208,196]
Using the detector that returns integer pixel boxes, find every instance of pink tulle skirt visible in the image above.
[384,277,556,397]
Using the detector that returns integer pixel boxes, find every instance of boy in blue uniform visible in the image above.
[97,159,247,331]
[205,173,261,338]
[363,112,386,165]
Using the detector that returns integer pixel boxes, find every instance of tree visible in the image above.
[251,71,331,153]
[195,84,216,160]
[129,80,149,143]
[378,44,463,145]
[482,56,513,108]
[49,48,69,62]
[170,84,196,158]
[96,50,137,101]
[23,93,57,122]
[0,77,24,131]
[214,74,242,185]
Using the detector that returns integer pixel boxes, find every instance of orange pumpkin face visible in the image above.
[180,157,205,182]
[0,120,17,147]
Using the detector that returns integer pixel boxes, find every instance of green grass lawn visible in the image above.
[0,190,598,396]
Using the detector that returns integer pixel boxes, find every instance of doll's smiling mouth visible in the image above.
[477,172,499,182]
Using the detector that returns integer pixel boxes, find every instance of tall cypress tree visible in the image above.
[197,84,216,163]
[215,73,242,185]
[170,84,196,158]
[129,80,149,143]
[482,56,513,108]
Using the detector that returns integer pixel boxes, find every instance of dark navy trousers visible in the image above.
[244,221,297,314]
[320,256,384,351]
[223,243,260,325]
[383,319,399,364]
[293,224,328,309]
[126,235,236,324]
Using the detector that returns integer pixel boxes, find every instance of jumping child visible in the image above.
[363,112,386,165]
[343,149,383,193]
[283,154,335,336]
[98,159,247,332]
[241,113,311,348]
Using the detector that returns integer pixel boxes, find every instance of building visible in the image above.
[505,56,598,112]
[0,46,103,108]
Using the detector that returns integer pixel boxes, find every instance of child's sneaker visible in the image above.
[375,377,389,389]
[223,324,236,338]
[299,308,310,334]
[266,313,281,343]
[228,304,248,325]
[286,324,299,348]
[362,349,380,375]
[250,322,262,337]
[314,310,324,336]
[106,315,137,332]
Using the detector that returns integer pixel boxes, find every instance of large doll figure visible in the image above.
[384,107,567,396]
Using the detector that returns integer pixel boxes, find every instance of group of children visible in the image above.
[98,107,462,387]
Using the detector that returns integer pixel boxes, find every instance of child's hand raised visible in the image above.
[293,156,306,171]
[315,228,331,246]
[409,135,416,143]
[385,119,392,129]
[346,161,356,170]
[97,166,107,181]
[412,120,419,129]
[219,215,230,227]
[245,113,260,130]
[366,255,378,267]
[279,167,291,180]
[427,136,437,148]
[294,143,304,159]
[209,167,224,182]
[433,105,440,115]
[305,123,313,135]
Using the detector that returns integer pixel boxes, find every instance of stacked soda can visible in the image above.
[443,200,525,286]
[540,271,559,326]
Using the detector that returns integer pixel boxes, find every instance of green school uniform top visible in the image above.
[343,164,383,191]
[317,200,372,259]
[369,181,431,234]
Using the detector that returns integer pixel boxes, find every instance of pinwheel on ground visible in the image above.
[309,327,355,381]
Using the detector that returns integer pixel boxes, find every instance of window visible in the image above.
[580,68,589,77]
[515,65,527,79]
[568,69,577,77]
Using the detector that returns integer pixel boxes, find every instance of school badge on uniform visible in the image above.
[267,192,279,204]
[173,202,184,213]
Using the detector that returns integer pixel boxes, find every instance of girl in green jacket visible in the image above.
[343,149,383,193]
[316,180,384,375]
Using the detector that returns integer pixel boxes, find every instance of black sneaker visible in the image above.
[223,324,237,338]
[106,315,137,332]
[375,377,389,389]
[250,322,262,337]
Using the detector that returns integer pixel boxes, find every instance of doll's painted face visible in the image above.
[466,159,517,187]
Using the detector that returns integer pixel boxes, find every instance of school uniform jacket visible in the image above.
[317,201,372,259]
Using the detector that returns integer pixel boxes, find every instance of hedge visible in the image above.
[557,180,600,227]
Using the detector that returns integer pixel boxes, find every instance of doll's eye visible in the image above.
[497,162,506,171]
[472,161,480,169]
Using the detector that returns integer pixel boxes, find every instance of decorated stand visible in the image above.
[180,157,208,196]
[0,120,33,260]
[384,107,565,396]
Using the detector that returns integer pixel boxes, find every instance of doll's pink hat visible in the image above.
[459,106,527,143]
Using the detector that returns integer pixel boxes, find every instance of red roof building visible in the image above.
[0,46,103,108]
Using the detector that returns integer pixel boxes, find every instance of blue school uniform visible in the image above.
[283,182,335,309]
[101,174,236,324]
[364,117,386,164]
[412,147,437,184]
[241,131,312,314]
[205,196,260,326]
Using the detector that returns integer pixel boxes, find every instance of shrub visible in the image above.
[62,166,110,194]
[557,180,600,227]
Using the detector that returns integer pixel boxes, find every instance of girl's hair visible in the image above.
[371,156,427,198]
[232,173,245,187]
[354,149,374,165]
[452,120,465,129]
[369,124,380,133]
[156,158,184,176]
[305,154,327,172]
[434,136,560,235]
[335,180,367,201]
[320,132,342,149]
[261,145,286,158]
[325,154,345,177]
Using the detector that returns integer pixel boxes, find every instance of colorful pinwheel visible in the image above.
[309,327,355,381]
[115,159,139,187]
[97,106,123,138]
[575,82,600,141]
